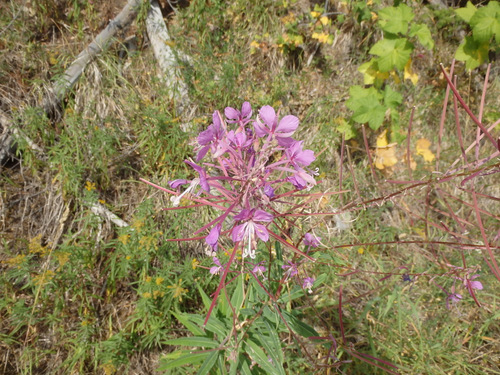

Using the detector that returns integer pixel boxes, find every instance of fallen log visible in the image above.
[146,0,190,115]
[43,0,144,120]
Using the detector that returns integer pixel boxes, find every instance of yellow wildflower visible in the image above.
[85,181,96,191]
[2,254,26,268]
[118,234,130,245]
[192,258,200,269]
[167,279,189,302]
[155,277,164,285]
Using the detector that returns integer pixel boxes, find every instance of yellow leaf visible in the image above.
[374,130,398,170]
[390,70,401,84]
[310,11,321,18]
[359,60,389,85]
[416,138,435,162]
[404,59,419,85]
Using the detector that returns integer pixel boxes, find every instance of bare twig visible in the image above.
[43,0,143,119]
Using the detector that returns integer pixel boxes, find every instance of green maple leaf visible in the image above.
[455,1,477,23]
[469,2,500,43]
[346,86,386,130]
[383,86,402,109]
[409,23,434,50]
[378,4,414,35]
[369,38,414,72]
[455,36,489,70]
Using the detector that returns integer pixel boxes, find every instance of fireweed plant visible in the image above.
[140,103,329,324]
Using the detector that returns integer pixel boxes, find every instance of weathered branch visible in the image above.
[43,0,143,119]
[146,0,190,114]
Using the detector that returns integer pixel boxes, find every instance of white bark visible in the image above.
[146,0,190,114]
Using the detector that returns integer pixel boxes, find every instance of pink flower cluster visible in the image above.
[169,103,317,262]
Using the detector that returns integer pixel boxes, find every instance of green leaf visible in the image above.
[346,86,386,130]
[197,283,215,313]
[281,310,319,338]
[230,274,245,317]
[469,3,500,43]
[370,38,413,72]
[383,86,402,109]
[163,337,219,348]
[255,332,285,373]
[197,350,220,375]
[455,36,489,70]
[351,98,386,130]
[390,112,405,144]
[159,350,209,370]
[172,311,205,336]
[409,23,434,50]
[378,4,414,35]
[188,314,228,338]
[263,320,284,364]
[333,118,357,141]
[246,338,283,374]
[277,285,304,304]
[455,1,477,23]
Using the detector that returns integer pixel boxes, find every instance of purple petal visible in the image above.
[304,233,321,247]
[303,277,315,289]
[213,257,221,267]
[296,149,315,166]
[213,111,222,128]
[241,101,252,118]
[469,280,483,290]
[169,179,189,188]
[185,160,210,192]
[276,115,299,136]
[264,184,275,198]
[199,174,210,192]
[288,174,307,190]
[225,106,240,120]
[277,136,295,147]
[259,105,276,127]
[206,223,222,250]
[253,119,268,137]
[185,160,202,173]
[234,209,251,221]
[254,223,269,242]
[196,145,210,161]
[231,223,247,242]
[198,126,214,145]
[253,209,273,222]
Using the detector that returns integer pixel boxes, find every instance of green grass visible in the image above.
[1,0,499,374]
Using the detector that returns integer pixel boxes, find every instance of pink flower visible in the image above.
[196,111,228,160]
[285,141,315,168]
[254,105,298,147]
[232,209,273,258]
[225,102,252,126]
[465,274,483,296]
[185,160,210,192]
[303,277,315,293]
[304,233,321,248]
[282,261,298,279]
[210,257,223,275]
[206,223,222,252]
[252,263,267,279]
